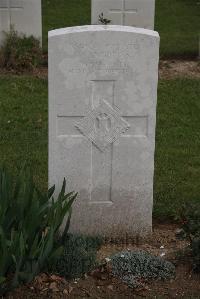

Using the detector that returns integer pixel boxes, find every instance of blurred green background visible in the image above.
[42,0,200,58]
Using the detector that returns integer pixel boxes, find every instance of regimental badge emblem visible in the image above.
[75,100,130,151]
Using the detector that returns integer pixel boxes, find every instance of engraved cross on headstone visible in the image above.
[57,80,148,204]
[0,0,23,30]
[109,0,137,25]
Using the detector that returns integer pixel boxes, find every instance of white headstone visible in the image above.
[0,0,42,45]
[92,0,155,29]
[49,25,159,239]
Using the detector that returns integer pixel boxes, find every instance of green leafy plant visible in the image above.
[98,13,111,25]
[0,27,42,72]
[177,202,200,272]
[0,165,77,294]
[49,234,102,279]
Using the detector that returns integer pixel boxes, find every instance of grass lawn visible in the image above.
[0,76,200,219]
[155,0,200,58]
[154,78,200,218]
[0,77,48,190]
[42,0,90,52]
[42,0,200,58]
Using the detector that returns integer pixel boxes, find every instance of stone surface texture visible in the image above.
[49,25,159,238]
[0,0,42,45]
[92,0,155,29]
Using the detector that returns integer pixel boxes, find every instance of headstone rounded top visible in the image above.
[48,25,159,39]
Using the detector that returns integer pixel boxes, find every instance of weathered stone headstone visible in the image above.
[0,0,42,45]
[49,25,159,239]
[92,0,155,29]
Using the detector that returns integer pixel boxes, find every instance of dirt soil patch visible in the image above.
[4,223,200,299]
[159,59,200,79]
[0,66,48,79]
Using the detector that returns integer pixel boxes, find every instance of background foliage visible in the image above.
[177,203,200,272]
[0,29,42,72]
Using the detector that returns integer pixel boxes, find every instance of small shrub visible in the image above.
[177,202,200,272]
[49,234,102,279]
[0,165,77,294]
[98,13,111,25]
[0,28,42,72]
[111,250,175,288]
